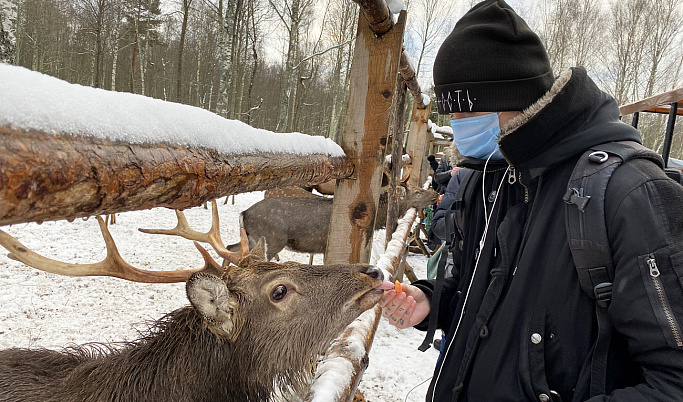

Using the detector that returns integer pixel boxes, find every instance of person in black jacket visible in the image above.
[379,1,683,401]
[432,147,455,194]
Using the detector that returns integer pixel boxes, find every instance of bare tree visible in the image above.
[0,0,17,63]
[176,0,194,103]
[405,0,457,80]
[534,0,604,74]
[269,0,314,132]
[215,0,242,118]
[75,0,112,88]
[324,0,357,142]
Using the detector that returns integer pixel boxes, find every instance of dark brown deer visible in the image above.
[0,201,389,402]
[229,184,438,261]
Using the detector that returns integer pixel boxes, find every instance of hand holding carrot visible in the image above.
[378,282,430,329]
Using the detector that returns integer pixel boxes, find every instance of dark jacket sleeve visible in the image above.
[589,159,683,401]
[412,276,462,333]
[431,170,465,241]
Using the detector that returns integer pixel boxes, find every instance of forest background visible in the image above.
[0,0,681,157]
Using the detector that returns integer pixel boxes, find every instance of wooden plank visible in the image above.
[405,102,432,188]
[645,102,683,115]
[324,11,407,265]
[0,126,353,225]
[385,76,407,245]
[619,88,683,115]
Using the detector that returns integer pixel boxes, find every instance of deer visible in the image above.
[0,200,391,402]
[228,181,438,261]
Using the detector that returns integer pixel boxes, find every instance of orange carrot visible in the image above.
[394,280,403,293]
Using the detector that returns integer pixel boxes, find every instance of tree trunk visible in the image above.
[0,126,354,226]
[276,0,299,132]
[216,0,238,118]
[0,0,17,64]
[110,12,121,91]
[130,0,142,93]
[177,0,192,103]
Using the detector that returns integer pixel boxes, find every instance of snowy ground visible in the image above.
[0,190,439,401]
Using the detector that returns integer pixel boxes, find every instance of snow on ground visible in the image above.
[0,191,439,401]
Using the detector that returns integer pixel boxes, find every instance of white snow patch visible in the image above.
[0,64,344,157]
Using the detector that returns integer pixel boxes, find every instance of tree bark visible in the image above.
[385,76,407,246]
[0,126,354,226]
[0,0,17,64]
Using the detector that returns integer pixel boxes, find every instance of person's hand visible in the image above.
[379,283,430,329]
[450,167,461,176]
[436,194,444,205]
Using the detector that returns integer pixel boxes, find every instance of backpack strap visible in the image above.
[564,140,663,397]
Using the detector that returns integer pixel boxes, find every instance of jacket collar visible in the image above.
[496,67,641,185]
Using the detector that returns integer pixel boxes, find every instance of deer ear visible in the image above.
[186,272,239,339]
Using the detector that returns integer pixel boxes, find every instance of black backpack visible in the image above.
[562,140,683,397]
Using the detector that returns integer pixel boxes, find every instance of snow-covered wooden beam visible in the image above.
[352,0,427,110]
[307,206,419,402]
[0,64,353,225]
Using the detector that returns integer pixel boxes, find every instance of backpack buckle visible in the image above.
[563,187,591,211]
[594,282,612,308]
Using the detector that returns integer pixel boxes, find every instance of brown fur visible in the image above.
[0,252,385,402]
[230,185,438,260]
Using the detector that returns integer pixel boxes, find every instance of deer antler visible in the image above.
[0,216,202,283]
[139,199,249,267]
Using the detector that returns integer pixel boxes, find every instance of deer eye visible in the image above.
[271,285,287,302]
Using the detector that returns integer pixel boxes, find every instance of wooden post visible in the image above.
[405,102,432,188]
[385,76,407,246]
[324,11,407,265]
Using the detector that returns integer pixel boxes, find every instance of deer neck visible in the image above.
[57,307,259,401]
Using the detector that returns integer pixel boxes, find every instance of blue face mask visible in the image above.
[451,113,504,160]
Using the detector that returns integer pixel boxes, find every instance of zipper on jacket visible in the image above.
[508,167,517,184]
[505,167,529,202]
[647,255,683,347]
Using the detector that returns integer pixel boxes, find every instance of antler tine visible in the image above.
[193,241,224,273]
[0,216,201,283]
[139,200,247,266]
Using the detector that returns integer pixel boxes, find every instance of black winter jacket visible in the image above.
[434,154,454,194]
[413,68,683,402]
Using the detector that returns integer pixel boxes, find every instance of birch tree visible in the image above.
[0,0,17,63]
[215,0,241,118]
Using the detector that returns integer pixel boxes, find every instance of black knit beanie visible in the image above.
[433,0,554,114]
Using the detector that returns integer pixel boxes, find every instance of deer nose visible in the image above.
[363,266,384,281]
